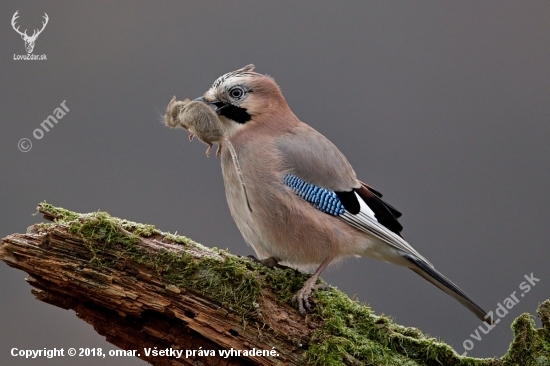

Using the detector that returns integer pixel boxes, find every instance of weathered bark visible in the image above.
[1,212,311,365]
[1,203,549,366]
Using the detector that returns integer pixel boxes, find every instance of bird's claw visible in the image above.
[291,289,311,315]
[291,283,328,316]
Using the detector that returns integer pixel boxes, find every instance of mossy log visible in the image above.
[1,203,549,365]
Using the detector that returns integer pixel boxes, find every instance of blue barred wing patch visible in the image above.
[283,174,345,216]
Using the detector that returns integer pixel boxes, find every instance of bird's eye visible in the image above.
[229,87,244,99]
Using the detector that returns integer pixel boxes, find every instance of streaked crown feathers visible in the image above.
[211,64,258,88]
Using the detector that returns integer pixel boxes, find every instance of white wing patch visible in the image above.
[340,192,433,266]
[356,191,377,220]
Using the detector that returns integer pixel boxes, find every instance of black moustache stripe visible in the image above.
[219,105,251,124]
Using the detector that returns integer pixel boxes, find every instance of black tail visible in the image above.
[402,253,490,323]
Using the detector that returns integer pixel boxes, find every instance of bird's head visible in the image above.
[195,65,288,137]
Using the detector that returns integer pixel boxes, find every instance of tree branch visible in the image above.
[1,202,548,365]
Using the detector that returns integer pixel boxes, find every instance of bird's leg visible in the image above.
[247,255,293,270]
[205,143,213,157]
[291,258,331,315]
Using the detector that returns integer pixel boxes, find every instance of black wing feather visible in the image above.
[334,185,404,237]
[334,190,360,214]
[356,185,404,236]
[360,181,403,218]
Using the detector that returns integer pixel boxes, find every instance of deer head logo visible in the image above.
[11,11,49,54]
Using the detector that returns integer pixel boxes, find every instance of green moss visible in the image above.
[27,222,54,234]
[35,202,550,365]
[308,289,484,365]
[501,307,550,366]
[163,232,197,246]
[36,201,81,222]
[36,201,305,316]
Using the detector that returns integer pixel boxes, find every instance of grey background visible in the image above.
[1,1,549,365]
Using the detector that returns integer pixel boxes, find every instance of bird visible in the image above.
[164,96,225,157]
[193,64,489,322]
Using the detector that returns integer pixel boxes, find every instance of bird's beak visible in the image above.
[194,96,226,115]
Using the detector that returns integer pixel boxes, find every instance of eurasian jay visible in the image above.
[193,64,489,321]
